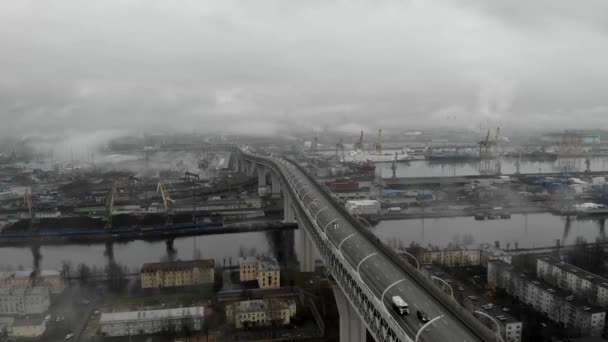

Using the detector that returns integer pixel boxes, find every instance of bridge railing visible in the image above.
[281,155,502,342]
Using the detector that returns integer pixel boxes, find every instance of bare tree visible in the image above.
[60,260,72,279]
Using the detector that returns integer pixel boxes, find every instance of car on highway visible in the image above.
[417,310,430,323]
[65,333,74,340]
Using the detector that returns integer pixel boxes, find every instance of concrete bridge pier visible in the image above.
[283,195,295,223]
[299,227,315,273]
[270,173,281,198]
[257,166,267,196]
[332,285,367,342]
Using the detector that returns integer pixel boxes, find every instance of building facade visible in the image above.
[239,257,259,282]
[489,260,605,337]
[238,257,280,288]
[99,306,205,337]
[226,299,296,329]
[417,244,511,268]
[537,256,608,307]
[0,287,50,316]
[257,258,280,289]
[11,316,47,338]
[141,259,214,289]
[0,270,64,294]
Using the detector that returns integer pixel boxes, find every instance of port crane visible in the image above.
[24,188,37,230]
[157,180,175,226]
[104,184,117,230]
[354,131,364,150]
[376,129,383,154]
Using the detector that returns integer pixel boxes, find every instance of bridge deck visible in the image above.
[245,152,485,342]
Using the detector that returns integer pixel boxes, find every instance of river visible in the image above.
[0,229,299,273]
[375,156,608,178]
[374,213,606,250]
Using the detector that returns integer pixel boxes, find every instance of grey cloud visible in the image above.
[1,0,607,139]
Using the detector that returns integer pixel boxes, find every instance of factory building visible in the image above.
[99,306,205,337]
[140,259,215,289]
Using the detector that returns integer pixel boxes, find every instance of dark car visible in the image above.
[417,310,429,323]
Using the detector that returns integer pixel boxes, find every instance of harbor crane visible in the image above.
[24,188,37,230]
[376,129,383,153]
[104,184,117,231]
[354,131,364,150]
[157,180,175,226]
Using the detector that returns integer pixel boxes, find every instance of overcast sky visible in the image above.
[1,0,608,138]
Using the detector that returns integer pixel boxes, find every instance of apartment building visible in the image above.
[100,307,205,337]
[0,270,64,294]
[239,257,259,282]
[225,299,296,329]
[257,258,280,289]
[238,257,281,289]
[537,256,608,307]
[489,260,605,337]
[140,259,215,289]
[417,244,511,268]
[0,287,50,316]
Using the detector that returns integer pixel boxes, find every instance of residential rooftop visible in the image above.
[538,255,608,288]
[141,259,214,272]
[100,306,204,323]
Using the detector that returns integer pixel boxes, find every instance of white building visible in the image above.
[345,200,380,215]
[417,244,511,268]
[0,287,50,316]
[99,306,204,337]
[537,256,608,307]
[0,316,48,339]
[11,316,47,338]
[226,299,296,329]
[489,260,605,337]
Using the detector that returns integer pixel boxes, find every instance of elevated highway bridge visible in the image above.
[237,149,500,342]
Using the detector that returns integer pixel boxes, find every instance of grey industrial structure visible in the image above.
[99,306,204,337]
[0,287,50,316]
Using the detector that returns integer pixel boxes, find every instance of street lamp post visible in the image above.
[415,315,444,342]
[431,276,453,298]
[398,250,420,270]
[474,310,505,342]
[356,215,372,229]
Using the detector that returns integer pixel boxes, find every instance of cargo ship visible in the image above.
[342,149,413,163]
[346,160,376,172]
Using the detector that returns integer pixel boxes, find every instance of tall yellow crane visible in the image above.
[104,184,117,231]
[157,180,175,225]
[376,129,383,153]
